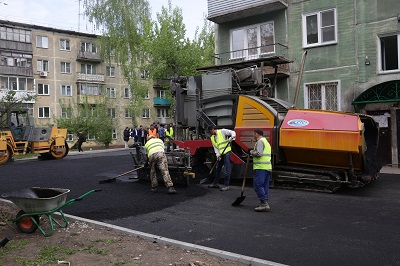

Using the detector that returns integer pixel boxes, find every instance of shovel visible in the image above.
[99,166,144,184]
[199,141,231,184]
[232,140,252,206]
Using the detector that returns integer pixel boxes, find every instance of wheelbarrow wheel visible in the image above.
[16,210,39,234]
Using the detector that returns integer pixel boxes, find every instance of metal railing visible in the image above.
[211,43,288,65]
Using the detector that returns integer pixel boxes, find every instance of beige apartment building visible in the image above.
[0,20,172,146]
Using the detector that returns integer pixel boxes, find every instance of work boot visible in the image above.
[168,187,177,194]
[150,187,158,193]
[208,183,219,188]
[254,201,270,212]
[220,186,229,191]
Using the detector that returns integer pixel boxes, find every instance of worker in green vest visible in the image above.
[207,125,236,191]
[250,128,272,212]
[165,124,175,152]
[145,135,177,194]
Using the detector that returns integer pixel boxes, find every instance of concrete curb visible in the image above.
[0,199,286,266]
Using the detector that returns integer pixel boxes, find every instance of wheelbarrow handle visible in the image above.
[74,189,102,201]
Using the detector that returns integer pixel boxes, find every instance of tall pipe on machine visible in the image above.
[293,50,307,107]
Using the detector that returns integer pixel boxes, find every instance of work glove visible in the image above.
[217,156,222,161]
[228,136,235,143]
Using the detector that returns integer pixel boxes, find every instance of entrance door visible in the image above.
[368,110,391,165]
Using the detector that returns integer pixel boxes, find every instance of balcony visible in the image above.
[207,0,288,23]
[0,89,36,103]
[198,43,291,71]
[153,97,171,106]
[0,65,33,77]
[76,51,101,62]
[77,72,105,82]
[0,39,32,53]
[77,94,105,105]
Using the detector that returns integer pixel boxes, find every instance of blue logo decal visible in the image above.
[287,119,309,127]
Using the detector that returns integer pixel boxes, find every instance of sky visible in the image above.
[0,0,208,39]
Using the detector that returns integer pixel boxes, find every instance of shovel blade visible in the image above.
[232,196,246,206]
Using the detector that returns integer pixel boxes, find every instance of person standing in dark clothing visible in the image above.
[123,127,130,148]
[77,131,86,152]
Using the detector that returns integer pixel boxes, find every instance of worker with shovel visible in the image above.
[207,125,236,191]
[250,129,272,212]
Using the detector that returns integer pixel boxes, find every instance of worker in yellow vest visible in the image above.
[165,124,175,152]
[207,125,236,191]
[250,128,272,212]
[144,135,177,194]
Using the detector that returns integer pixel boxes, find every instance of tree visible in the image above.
[55,97,117,148]
[143,0,215,79]
[84,0,152,126]
[0,88,36,128]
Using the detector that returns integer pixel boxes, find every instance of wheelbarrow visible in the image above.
[1,187,101,237]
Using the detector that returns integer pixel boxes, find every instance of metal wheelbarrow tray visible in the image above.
[1,187,100,237]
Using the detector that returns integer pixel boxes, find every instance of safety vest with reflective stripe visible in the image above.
[211,130,231,155]
[165,127,174,142]
[253,137,272,170]
[145,138,164,157]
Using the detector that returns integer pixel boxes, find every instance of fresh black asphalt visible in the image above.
[1,149,399,266]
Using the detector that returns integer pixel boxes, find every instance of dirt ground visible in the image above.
[0,202,248,266]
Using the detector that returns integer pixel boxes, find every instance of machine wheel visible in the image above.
[16,210,39,234]
[48,141,69,159]
[0,146,12,165]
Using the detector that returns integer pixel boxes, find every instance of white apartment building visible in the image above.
[0,20,172,147]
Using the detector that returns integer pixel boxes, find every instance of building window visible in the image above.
[37,60,49,72]
[80,84,100,95]
[112,129,117,139]
[60,62,71,73]
[0,27,31,43]
[81,63,96,74]
[66,133,74,141]
[304,81,339,111]
[142,108,150,118]
[108,108,116,118]
[230,21,275,60]
[87,132,96,141]
[124,88,131,98]
[140,69,149,79]
[379,35,400,73]
[302,9,337,48]
[156,89,166,98]
[144,90,150,99]
[38,107,50,118]
[37,84,49,95]
[61,85,72,96]
[106,87,116,98]
[36,35,48,48]
[157,108,170,118]
[61,108,71,118]
[80,42,96,53]
[125,108,132,118]
[60,39,70,50]
[106,66,115,77]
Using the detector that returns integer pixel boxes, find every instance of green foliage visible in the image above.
[84,0,152,126]
[55,97,117,147]
[0,88,36,128]
[143,0,215,79]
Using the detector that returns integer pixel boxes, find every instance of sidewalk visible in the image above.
[380,165,400,175]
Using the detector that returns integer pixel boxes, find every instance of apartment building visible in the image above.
[206,0,400,166]
[0,20,172,146]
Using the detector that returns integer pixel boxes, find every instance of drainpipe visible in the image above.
[293,50,307,108]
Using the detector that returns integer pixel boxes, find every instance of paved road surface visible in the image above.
[1,150,400,266]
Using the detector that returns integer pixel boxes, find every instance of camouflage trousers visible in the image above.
[149,151,174,188]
